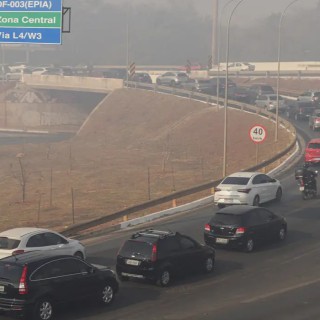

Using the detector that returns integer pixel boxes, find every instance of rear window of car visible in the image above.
[0,237,20,250]
[307,143,320,149]
[178,73,188,78]
[119,239,153,258]
[0,262,22,282]
[209,213,243,225]
[198,80,211,84]
[261,86,273,91]
[221,177,250,185]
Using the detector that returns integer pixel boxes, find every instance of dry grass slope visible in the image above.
[0,89,293,232]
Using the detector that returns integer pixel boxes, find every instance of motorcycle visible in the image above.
[297,176,317,200]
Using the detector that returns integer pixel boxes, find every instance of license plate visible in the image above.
[126,259,140,266]
[216,238,229,244]
[0,285,4,293]
[299,186,305,191]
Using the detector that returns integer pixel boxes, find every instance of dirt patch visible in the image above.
[0,88,293,232]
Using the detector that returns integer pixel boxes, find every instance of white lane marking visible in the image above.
[242,277,320,303]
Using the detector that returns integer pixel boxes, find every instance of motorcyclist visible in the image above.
[302,162,317,192]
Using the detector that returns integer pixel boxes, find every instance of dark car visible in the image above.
[309,109,320,131]
[131,72,152,84]
[180,78,213,93]
[0,251,119,320]
[228,86,251,103]
[285,100,316,121]
[102,68,128,80]
[203,77,236,95]
[116,229,215,287]
[204,205,287,253]
[246,84,274,104]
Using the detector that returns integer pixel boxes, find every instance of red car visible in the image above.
[305,138,320,164]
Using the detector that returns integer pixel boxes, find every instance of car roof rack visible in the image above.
[131,228,175,239]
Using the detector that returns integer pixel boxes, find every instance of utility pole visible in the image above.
[212,0,219,66]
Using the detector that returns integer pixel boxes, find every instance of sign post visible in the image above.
[0,0,63,44]
[249,125,267,165]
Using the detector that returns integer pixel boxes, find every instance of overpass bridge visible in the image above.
[21,74,124,93]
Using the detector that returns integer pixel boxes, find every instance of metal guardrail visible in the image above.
[62,82,296,237]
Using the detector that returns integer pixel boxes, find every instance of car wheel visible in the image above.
[157,268,171,287]
[252,195,260,206]
[244,238,254,253]
[203,256,214,273]
[278,226,287,241]
[275,188,282,201]
[217,203,225,209]
[33,297,54,320]
[74,251,84,260]
[99,283,115,306]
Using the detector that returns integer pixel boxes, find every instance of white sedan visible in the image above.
[214,172,282,208]
[0,228,86,260]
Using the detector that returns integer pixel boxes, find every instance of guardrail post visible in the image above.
[172,199,177,207]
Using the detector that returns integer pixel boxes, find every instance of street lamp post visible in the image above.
[222,0,246,177]
[276,0,302,141]
[216,0,237,108]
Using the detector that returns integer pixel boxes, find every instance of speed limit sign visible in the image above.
[249,125,267,143]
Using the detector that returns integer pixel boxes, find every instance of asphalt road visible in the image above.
[3,118,320,320]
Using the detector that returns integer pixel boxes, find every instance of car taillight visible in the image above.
[237,188,251,193]
[12,250,25,255]
[19,265,28,295]
[205,224,211,232]
[235,227,246,234]
[151,244,157,262]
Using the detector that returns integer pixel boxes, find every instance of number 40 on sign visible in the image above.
[249,125,267,143]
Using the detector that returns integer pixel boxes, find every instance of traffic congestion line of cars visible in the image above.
[0,170,288,320]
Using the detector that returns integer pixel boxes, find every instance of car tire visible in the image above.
[278,226,287,241]
[275,188,282,202]
[157,268,172,287]
[217,203,225,209]
[252,195,260,206]
[33,297,54,320]
[99,283,115,306]
[244,238,254,253]
[203,256,214,273]
[74,251,84,260]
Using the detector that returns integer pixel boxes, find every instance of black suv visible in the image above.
[116,229,215,287]
[247,84,274,104]
[0,251,119,320]
[285,100,316,121]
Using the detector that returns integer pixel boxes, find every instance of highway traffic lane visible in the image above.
[2,158,317,320]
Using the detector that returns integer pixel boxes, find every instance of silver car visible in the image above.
[255,94,286,112]
[156,71,189,86]
[297,90,320,105]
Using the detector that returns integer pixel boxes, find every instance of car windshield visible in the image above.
[0,237,20,250]
[119,239,153,258]
[0,262,22,282]
[221,177,250,185]
[209,213,243,226]
[308,143,320,149]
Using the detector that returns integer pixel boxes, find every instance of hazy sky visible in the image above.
[97,0,317,26]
